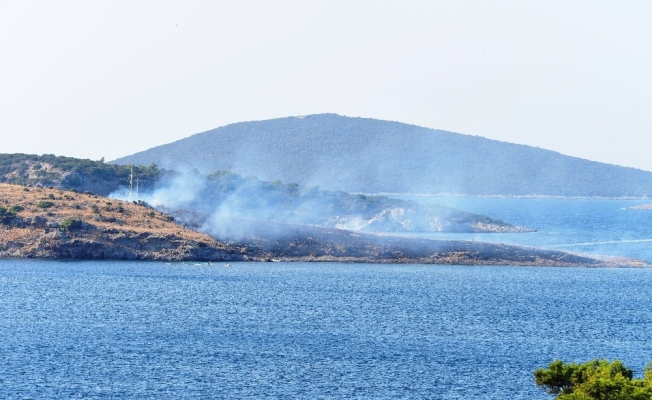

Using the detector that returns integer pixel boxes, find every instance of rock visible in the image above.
[30,216,47,228]
[46,220,59,228]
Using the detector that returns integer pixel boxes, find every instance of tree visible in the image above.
[535,359,652,399]
[0,206,16,224]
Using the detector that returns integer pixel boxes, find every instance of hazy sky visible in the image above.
[2,1,651,170]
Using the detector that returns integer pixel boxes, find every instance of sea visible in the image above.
[395,195,652,263]
[2,197,652,399]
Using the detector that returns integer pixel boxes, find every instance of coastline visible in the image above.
[362,192,652,201]
[1,183,648,267]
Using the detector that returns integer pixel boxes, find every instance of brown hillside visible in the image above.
[0,183,245,261]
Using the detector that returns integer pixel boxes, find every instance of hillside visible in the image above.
[0,155,532,234]
[0,183,244,261]
[113,114,652,197]
[0,153,159,196]
[150,170,533,234]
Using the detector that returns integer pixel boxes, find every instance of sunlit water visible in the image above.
[2,260,652,399]
[3,198,652,398]
[392,196,652,262]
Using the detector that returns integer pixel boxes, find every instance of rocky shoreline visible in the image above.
[0,183,646,267]
[224,222,646,267]
[0,225,245,261]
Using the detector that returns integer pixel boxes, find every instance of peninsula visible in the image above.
[0,183,644,267]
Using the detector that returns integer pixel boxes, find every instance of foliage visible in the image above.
[535,359,652,399]
[60,217,82,231]
[36,200,54,209]
[0,206,16,224]
[0,153,160,196]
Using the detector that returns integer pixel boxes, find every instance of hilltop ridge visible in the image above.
[113,114,652,197]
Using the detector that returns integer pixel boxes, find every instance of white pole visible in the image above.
[129,165,133,201]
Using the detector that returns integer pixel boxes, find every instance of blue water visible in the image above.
[393,196,652,262]
[3,198,652,398]
[2,260,652,399]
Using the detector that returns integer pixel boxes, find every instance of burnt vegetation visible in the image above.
[160,169,530,234]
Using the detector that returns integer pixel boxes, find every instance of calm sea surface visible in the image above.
[2,261,652,399]
[2,199,652,399]
[394,196,652,262]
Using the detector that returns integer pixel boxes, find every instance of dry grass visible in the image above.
[0,183,219,245]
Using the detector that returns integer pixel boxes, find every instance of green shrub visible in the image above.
[36,200,54,209]
[9,205,24,213]
[60,217,82,231]
[0,206,16,218]
[0,205,19,225]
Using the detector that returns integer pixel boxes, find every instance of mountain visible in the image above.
[112,114,652,197]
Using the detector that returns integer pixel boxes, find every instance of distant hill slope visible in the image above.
[0,154,532,233]
[150,170,533,234]
[0,153,159,196]
[113,114,652,197]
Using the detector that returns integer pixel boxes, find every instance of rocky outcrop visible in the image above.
[0,224,243,261]
[334,206,534,233]
[0,183,246,261]
[1,218,246,261]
